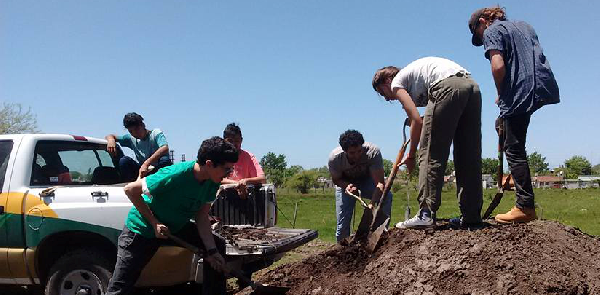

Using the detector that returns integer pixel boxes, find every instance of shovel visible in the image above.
[483,117,507,219]
[166,232,289,295]
[353,118,411,243]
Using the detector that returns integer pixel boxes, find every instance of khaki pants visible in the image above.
[417,74,483,223]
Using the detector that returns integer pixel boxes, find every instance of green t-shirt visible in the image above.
[126,161,219,238]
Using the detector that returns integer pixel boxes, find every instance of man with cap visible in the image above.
[468,6,559,223]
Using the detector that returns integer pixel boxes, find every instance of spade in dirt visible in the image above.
[353,118,411,248]
[482,117,512,220]
[166,232,289,295]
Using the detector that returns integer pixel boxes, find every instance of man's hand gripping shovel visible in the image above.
[351,118,411,252]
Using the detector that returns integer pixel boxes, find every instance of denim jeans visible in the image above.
[503,114,535,209]
[335,177,392,242]
[106,223,226,295]
[417,74,483,223]
[118,156,172,182]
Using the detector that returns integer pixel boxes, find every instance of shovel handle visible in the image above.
[380,139,410,205]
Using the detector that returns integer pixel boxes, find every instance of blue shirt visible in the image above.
[117,128,169,165]
[483,20,559,118]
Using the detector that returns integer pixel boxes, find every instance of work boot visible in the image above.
[495,206,537,224]
[396,209,434,229]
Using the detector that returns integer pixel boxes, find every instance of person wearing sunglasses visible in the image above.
[106,136,238,295]
[220,123,266,198]
[468,6,559,224]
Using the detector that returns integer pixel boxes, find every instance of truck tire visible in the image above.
[44,249,113,295]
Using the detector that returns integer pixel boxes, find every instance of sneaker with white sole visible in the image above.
[395,209,434,229]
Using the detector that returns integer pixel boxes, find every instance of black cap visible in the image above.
[468,9,485,47]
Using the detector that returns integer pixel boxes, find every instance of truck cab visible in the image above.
[0,134,317,294]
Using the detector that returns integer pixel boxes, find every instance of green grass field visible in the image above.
[274,187,600,243]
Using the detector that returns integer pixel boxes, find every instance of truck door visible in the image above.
[0,140,15,280]
[25,140,129,249]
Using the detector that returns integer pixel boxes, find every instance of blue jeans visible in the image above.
[335,177,392,242]
[106,224,226,295]
[118,156,172,182]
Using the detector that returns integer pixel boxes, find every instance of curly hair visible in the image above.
[223,122,242,139]
[197,136,239,167]
[339,130,365,151]
[122,112,144,128]
[479,6,506,22]
[372,66,400,94]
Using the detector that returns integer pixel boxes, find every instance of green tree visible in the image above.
[383,159,393,177]
[314,166,330,178]
[528,151,549,175]
[286,165,304,177]
[445,160,454,176]
[285,170,318,194]
[260,152,287,187]
[0,103,39,134]
[565,155,592,179]
[592,163,600,175]
[481,158,499,175]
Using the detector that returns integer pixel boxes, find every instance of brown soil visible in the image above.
[242,220,600,295]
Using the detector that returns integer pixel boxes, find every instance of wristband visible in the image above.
[206,248,218,256]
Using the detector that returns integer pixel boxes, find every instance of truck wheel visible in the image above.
[44,249,112,295]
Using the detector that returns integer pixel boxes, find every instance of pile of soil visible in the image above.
[251,220,600,295]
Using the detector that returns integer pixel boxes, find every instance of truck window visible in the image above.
[31,141,120,186]
[0,140,14,193]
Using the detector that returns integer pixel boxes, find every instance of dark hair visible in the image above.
[339,130,365,151]
[223,123,242,139]
[372,66,400,95]
[123,112,144,128]
[197,136,239,166]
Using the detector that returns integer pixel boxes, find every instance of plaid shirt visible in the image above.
[483,20,559,118]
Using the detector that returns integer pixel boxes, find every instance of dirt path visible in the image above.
[239,220,600,295]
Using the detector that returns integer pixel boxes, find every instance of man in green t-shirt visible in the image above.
[106,136,238,295]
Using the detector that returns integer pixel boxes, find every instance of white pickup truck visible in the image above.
[0,134,317,295]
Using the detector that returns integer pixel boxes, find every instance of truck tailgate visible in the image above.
[217,226,318,256]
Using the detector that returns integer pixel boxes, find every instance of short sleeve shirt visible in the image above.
[390,57,469,107]
[328,142,384,182]
[227,149,265,181]
[117,128,169,165]
[126,161,219,238]
[483,20,559,118]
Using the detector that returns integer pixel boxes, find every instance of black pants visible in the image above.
[504,114,535,209]
[106,223,226,295]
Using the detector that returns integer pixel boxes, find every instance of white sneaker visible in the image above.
[395,211,434,229]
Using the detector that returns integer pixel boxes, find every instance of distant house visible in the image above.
[563,179,582,190]
[578,175,600,188]
[533,176,563,189]
[482,174,494,189]
[317,177,334,189]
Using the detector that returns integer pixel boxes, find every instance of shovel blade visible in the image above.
[370,206,390,232]
[353,207,374,241]
[483,192,504,219]
[365,217,390,252]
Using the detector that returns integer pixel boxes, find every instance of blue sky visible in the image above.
[1,1,598,169]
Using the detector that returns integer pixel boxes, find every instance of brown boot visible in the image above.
[495,206,537,224]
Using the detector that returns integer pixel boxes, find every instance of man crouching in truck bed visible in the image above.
[106,136,238,295]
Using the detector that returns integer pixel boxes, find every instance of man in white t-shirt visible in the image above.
[372,57,483,229]
[328,130,392,242]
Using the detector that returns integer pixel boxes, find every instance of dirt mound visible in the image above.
[255,220,600,295]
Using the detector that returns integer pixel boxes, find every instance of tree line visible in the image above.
[261,151,600,193]
[2,103,598,184]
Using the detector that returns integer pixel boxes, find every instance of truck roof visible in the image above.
[0,133,107,144]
